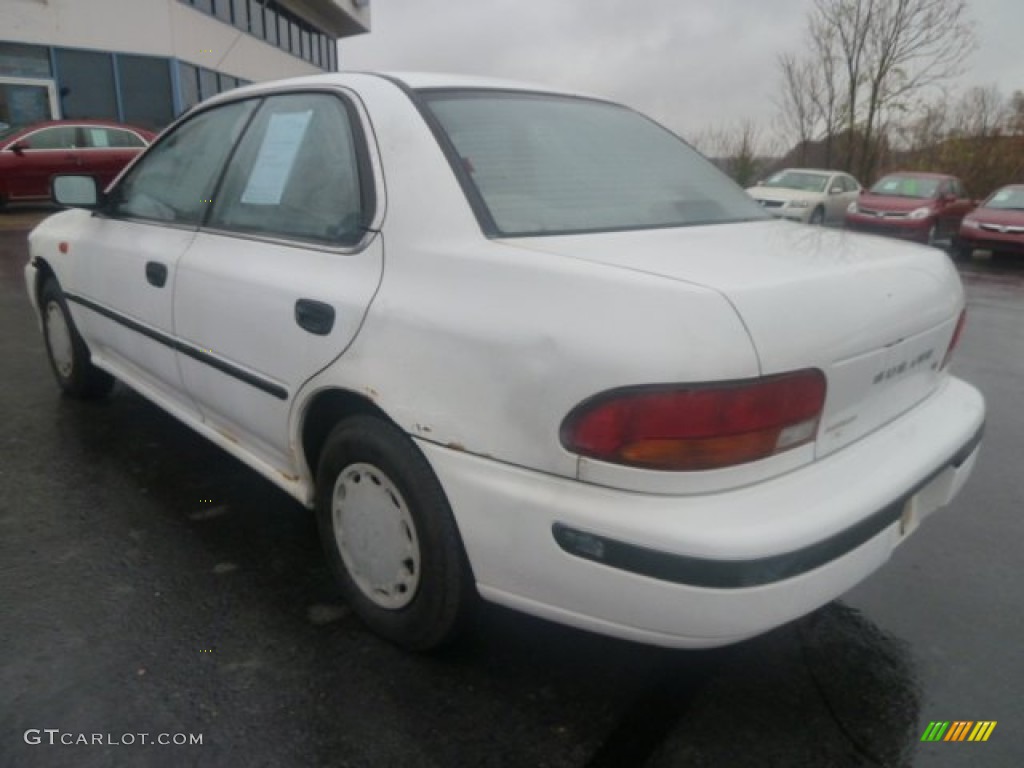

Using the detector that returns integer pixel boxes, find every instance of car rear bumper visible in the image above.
[846,214,932,242]
[421,376,985,648]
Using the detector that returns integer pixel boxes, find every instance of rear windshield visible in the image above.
[983,186,1024,210]
[420,90,767,237]
[869,174,940,199]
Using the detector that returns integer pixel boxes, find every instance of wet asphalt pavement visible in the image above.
[1,210,1021,767]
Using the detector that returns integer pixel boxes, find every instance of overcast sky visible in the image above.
[341,0,1024,143]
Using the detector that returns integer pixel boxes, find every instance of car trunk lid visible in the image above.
[502,220,963,459]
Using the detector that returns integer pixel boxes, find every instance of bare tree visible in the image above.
[949,85,1008,139]
[892,85,1023,197]
[780,0,976,180]
[812,0,876,170]
[688,121,776,187]
[1007,90,1024,136]
[777,53,819,165]
[807,14,845,167]
[856,0,976,179]
[775,13,846,168]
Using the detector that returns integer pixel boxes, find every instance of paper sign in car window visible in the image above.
[993,190,1011,202]
[881,179,899,191]
[241,110,313,205]
[88,128,110,148]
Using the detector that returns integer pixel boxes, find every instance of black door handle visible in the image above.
[145,261,168,287]
[295,299,335,336]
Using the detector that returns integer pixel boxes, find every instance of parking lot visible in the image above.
[1,208,1021,767]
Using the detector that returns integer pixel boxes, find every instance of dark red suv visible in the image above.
[845,172,975,247]
[0,120,155,208]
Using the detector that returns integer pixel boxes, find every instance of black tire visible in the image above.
[40,278,115,398]
[809,207,825,226]
[315,415,476,651]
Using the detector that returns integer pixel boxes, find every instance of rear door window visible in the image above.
[85,127,146,148]
[207,91,369,245]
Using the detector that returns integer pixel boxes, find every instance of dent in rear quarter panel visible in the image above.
[290,78,761,479]
[312,238,760,480]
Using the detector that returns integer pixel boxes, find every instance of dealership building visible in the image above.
[0,0,370,131]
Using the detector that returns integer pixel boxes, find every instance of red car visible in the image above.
[845,171,975,247]
[0,120,155,208]
[958,184,1024,260]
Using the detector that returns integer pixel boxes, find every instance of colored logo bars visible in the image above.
[921,721,997,742]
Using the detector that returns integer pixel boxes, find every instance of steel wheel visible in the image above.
[44,300,75,379]
[331,462,421,610]
[316,415,476,650]
[39,278,114,398]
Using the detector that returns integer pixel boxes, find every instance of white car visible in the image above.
[25,73,984,651]
[747,168,862,225]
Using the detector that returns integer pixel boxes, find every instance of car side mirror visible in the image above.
[10,141,27,155]
[53,175,101,209]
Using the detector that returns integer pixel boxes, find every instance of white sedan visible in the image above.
[747,168,862,225]
[24,73,984,651]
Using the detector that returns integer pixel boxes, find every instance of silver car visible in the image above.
[747,169,862,225]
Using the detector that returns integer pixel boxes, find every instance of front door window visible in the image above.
[109,99,257,225]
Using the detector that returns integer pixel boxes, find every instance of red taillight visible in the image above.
[941,309,966,369]
[560,369,827,471]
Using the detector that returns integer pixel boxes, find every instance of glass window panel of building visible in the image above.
[118,55,174,130]
[263,7,279,45]
[247,1,264,36]
[279,16,291,53]
[55,49,118,121]
[0,42,52,78]
[198,68,219,101]
[231,0,248,28]
[178,62,200,113]
[213,0,232,23]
